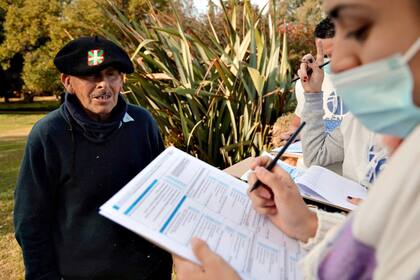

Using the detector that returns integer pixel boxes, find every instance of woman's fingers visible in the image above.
[248,185,273,207]
[192,238,221,267]
[248,155,296,209]
[299,63,308,82]
[299,53,317,83]
[255,206,277,216]
[248,171,274,199]
[254,166,282,195]
[173,254,205,280]
[253,165,294,199]
[347,196,363,205]
[256,185,272,199]
[248,173,276,210]
[190,238,241,280]
[302,54,315,63]
[249,156,271,170]
[315,39,324,64]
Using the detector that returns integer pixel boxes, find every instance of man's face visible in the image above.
[61,67,123,121]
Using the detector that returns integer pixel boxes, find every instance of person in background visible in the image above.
[282,16,341,140]
[173,0,420,278]
[14,36,172,279]
[287,17,388,191]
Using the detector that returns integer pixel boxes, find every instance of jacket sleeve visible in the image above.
[301,92,345,167]
[300,209,346,251]
[148,114,165,158]
[298,210,347,280]
[14,130,60,280]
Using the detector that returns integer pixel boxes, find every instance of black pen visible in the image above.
[250,121,306,192]
[290,60,331,83]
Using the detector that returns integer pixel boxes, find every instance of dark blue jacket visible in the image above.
[14,101,171,279]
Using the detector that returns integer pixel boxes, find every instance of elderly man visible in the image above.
[14,36,172,279]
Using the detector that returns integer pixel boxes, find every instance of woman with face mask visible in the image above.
[172,0,420,279]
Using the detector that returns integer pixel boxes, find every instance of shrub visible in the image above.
[102,0,294,168]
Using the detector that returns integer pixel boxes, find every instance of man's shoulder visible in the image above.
[29,106,67,140]
[126,104,155,123]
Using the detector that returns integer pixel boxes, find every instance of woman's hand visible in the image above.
[297,39,325,93]
[173,238,240,280]
[347,196,363,205]
[247,156,318,242]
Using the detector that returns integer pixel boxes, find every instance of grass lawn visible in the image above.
[0,114,45,280]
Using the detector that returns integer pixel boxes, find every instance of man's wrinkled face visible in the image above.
[61,67,123,121]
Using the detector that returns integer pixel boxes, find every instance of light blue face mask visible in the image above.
[330,38,420,138]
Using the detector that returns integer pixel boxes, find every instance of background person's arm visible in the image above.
[300,92,344,167]
[297,41,344,167]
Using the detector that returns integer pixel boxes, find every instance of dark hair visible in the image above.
[314,16,335,39]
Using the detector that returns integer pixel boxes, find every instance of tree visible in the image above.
[0,0,62,98]
[0,0,171,99]
[295,0,323,25]
[0,0,24,101]
[127,0,170,20]
[275,0,323,25]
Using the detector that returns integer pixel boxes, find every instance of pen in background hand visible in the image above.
[249,121,306,192]
[290,60,330,83]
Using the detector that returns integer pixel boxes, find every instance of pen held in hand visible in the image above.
[290,60,331,83]
[249,121,306,192]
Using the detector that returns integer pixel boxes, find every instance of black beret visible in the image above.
[54,36,134,76]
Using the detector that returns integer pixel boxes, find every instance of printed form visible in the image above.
[100,147,303,280]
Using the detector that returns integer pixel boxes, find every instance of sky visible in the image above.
[193,0,269,15]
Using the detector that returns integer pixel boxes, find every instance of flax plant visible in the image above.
[102,0,292,168]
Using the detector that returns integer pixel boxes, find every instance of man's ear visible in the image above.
[60,74,73,93]
[119,73,125,93]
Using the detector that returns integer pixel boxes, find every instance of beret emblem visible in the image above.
[87,49,105,66]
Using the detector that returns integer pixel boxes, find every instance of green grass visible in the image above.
[0,100,59,112]
[0,114,46,279]
[0,137,26,279]
[0,114,45,134]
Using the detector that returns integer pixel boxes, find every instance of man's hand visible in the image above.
[297,39,325,93]
[173,238,240,280]
[248,156,318,242]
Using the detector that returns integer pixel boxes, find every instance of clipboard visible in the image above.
[224,157,351,213]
